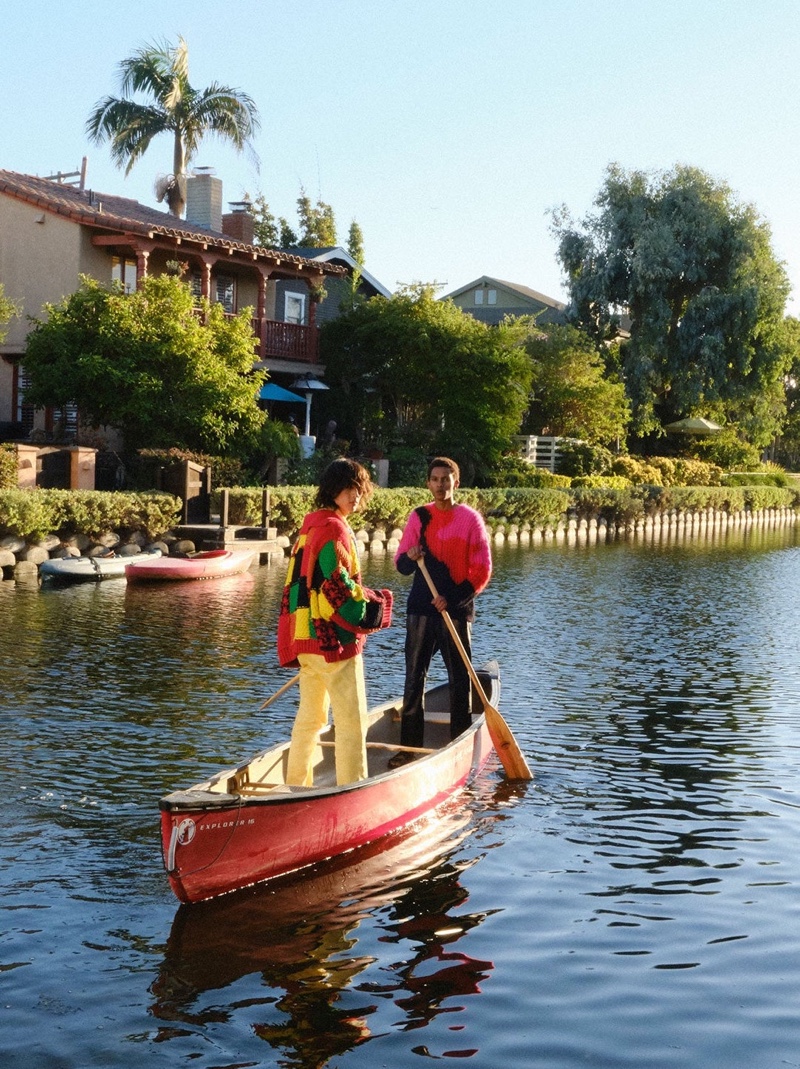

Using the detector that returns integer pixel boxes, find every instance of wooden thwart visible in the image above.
[319,741,435,754]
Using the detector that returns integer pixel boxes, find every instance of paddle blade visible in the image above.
[483,703,533,781]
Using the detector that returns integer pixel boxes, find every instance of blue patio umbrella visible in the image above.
[259,382,306,403]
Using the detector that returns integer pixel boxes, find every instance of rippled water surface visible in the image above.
[2,525,800,1068]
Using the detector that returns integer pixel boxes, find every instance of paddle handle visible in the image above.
[259,673,301,710]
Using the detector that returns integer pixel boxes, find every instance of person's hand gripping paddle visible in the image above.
[416,557,533,781]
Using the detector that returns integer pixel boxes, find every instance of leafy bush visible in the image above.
[385,446,428,488]
[0,444,16,490]
[557,440,614,477]
[724,470,790,488]
[610,455,664,485]
[673,457,724,486]
[571,474,632,491]
[0,489,181,542]
[488,454,572,489]
[570,485,644,524]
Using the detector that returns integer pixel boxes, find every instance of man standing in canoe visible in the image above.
[278,458,393,786]
[390,457,492,767]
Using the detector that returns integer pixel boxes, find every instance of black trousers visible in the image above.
[399,613,472,747]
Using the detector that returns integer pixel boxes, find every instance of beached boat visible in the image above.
[159,662,500,903]
[40,548,162,583]
[125,548,255,583]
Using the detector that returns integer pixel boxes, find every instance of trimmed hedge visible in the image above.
[0,489,182,543]
[1,483,796,545]
[215,483,798,539]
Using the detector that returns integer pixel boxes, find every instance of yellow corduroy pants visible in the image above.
[286,653,369,786]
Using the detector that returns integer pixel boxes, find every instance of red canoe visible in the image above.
[159,662,500,903]
[125,548,255,582]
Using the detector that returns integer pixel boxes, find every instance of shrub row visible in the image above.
[1,484,796,545]
[0,490,182,543]
[216,483,799,539]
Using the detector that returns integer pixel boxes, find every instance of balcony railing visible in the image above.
[258,319,319,364]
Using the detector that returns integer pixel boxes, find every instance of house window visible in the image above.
[474,289,484,305]
[14,365,35,436]
[487,289,497,305]
[111,256,137,293]
[285,292,306,325]
[189,271,203,302]
[216,275,236,313]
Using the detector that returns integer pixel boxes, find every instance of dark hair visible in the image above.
[427,456,460,481]
[315,458,374,509]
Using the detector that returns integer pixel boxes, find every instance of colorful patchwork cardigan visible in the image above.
[395,503,492,621]
[278,508,393,667]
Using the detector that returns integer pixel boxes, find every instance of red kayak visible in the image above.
[159,662,500,903]
[125,548,255,582]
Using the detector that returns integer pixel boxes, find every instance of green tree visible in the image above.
[553,164,796,442]
[23,275,265,455]
[296,188,337,246]
[524,324,630,444]
[347,220,365,264]
[0,282,19,343]
[86,36,260,217]
[321,284,533,484]
[251,194,279,247]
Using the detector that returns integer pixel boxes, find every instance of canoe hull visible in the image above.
[126,548,255,582]
[159,666,499,903]
[40,549,162,583]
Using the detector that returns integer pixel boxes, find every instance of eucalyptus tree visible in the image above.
[553,163,796,443]
[86,36,260,217]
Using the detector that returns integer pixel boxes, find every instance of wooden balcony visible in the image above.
[256,319,319,364]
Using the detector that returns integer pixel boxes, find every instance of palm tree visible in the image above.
[86,37,260,217]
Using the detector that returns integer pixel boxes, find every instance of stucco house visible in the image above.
[441,275,567,327]
[0,165,344,442]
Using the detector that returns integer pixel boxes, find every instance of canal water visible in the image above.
[2,524,799,1068]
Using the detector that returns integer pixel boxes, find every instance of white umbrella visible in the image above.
[664,417,722,435]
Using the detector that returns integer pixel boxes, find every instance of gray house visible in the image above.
[442,275,566,326]
[279,246,392,326]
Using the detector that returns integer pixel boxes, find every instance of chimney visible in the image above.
[185,168,223,231]
[222,198,255,244]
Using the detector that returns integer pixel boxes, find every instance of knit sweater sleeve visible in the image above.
[394,509,423,575]
[316,534,392,633]
[463,506,492,596]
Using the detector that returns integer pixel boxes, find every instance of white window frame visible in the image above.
[284,291,307,325]
[474,288,484,305]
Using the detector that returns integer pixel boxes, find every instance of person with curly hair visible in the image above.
[278,458,393,785]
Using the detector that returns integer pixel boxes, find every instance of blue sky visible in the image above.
[5,1,800,309]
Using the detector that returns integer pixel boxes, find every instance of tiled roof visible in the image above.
[0,169,341,273]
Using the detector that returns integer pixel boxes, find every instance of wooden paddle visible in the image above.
[259,673,301,710]
[416,557,533,781]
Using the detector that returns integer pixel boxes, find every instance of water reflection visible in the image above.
[151,781,522,1065]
